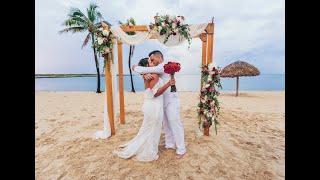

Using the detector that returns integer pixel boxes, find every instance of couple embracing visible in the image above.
[113,50,186,161]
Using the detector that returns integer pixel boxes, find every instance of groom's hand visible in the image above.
[143,74,154,81]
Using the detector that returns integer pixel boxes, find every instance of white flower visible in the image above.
[169,15,173,20]
[102,30,109,36]
[207,76,212,82]
[103,47,110,53]
[98,27,103,31]
[97,37,103,45]
[208,62,218,71]
[210,100,215,105]
[204,95,207,100]
[158,26,162,32]
[172,23,177,29]
[205,83,210,88]
[201,99,205,103]
[161,22,165,27]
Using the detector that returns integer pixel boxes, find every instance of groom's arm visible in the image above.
[132,65,164,75]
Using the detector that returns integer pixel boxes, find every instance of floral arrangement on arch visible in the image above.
[197,62,222,135]
[149,14,192,49]
[93,24,116,71]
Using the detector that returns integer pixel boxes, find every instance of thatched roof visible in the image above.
[220,60,260,78]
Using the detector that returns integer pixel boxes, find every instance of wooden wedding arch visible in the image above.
[104,18,215,136]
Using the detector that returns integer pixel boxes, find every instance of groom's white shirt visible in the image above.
[134,60,178,107]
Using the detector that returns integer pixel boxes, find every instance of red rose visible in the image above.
[173,32,177,35]
[154,16,157,19]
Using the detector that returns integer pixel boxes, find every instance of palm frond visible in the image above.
[87,2,99,22]
[58,26,87,34]
[95,12,103,22]
[129,17,136,25]
[82,33,91,49]
[118,21,124,25]
[62,17,88,27]
[68,8,86,18]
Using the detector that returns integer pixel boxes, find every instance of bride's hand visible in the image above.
[167,79,175,86]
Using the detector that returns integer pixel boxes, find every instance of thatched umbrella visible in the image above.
[220,60,260,96]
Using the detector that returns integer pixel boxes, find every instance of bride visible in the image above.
[113,57,175,162]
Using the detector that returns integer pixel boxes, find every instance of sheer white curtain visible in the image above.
[110,23,208,46]
[94,46,118,139]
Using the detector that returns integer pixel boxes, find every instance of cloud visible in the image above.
[35,0,284,74]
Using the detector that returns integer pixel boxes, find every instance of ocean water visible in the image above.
[35,74,284,92]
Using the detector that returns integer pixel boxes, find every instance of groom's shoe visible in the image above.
[164,145,176,149]
[161,145,175,150]
[175,153,185,159]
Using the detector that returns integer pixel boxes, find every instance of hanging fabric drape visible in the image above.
[94,47,118,139]
[110,23,208,46]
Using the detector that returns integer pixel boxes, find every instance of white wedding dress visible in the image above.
[113,78,164,162]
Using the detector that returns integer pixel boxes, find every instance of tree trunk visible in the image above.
[128,45,135,92]
[91,33,101,93]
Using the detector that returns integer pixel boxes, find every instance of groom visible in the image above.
[132,50,186,159]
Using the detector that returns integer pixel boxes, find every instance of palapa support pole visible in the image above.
[117,41,125,124]
[236,76,239,97]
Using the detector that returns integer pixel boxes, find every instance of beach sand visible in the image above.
[35,91,285,180]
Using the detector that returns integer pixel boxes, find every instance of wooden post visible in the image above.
[101,23,115,135]
[236,76,239,97]
[105,56,115,135]
[199,33,207,89]
[206,20,214,64]
[117,41,125,124]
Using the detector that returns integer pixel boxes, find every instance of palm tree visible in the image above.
[119,18,136,93]
[59,3,110,93]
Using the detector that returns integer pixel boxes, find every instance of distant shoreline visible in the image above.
[35,73,284,78]
[35,74,134,78]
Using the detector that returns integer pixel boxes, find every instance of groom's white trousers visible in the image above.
[163,99,186,155]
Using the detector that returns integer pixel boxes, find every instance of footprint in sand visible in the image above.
[49,119,56,122]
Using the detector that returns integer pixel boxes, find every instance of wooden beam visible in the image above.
[103,25,115,135]
[117,41,125,124]
[119,25,205,39]
[105,57,115,135]
[120,25,149,32]
[206,23,214,64]
[200,33,207,89]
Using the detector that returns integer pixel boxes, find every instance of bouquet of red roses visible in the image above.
[164,62,181,92]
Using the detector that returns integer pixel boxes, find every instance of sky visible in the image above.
[35,0,284,75]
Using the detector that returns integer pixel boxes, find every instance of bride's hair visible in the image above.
[138,57,149,67]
